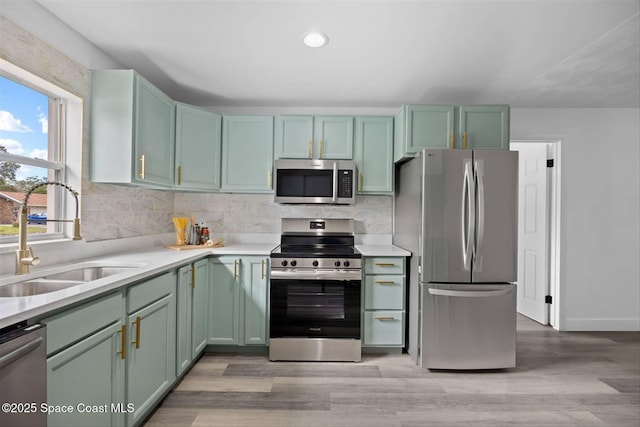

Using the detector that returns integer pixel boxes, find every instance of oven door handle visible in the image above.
[270,269,362,281]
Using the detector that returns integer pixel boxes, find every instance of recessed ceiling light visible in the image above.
[303,32,328,48]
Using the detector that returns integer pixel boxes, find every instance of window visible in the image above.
[0,59,82,243]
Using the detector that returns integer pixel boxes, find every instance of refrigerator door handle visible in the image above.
[428,288,513,298]
[474,159,485,267]
[461,160,475,271]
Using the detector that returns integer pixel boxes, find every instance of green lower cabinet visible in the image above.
[362,257,406,349]
[363,311,405,346]
[126,274,176,427]
[42,292,126,427]
[208,256,268,346]
[46,321,126,427]
[177,259,209,376]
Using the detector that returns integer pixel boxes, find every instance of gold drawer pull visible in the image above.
[374,281,396,285]
[139,155,145,179]
[375,263,397,267]
[131,316,141,349]
[234,260,238,280]
[117,324,126,360]
[374,316,396,321]
[177,165,182,185]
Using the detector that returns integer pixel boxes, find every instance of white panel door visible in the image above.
[511,142,549,325]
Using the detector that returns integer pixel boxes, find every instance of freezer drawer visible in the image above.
[420,283,515,370]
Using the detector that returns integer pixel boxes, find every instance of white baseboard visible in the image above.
[564,318,640,331]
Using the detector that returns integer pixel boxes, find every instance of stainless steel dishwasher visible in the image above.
[0,323,46,427]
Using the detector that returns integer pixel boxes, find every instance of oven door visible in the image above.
[270,276,361,339]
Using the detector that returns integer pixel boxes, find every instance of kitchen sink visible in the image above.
[0,263,145,297]
[0,279,83,297]
[43,265,139,281]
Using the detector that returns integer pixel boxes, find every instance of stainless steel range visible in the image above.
[269,218,362,362]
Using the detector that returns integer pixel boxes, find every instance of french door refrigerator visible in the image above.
[393,148,518,370]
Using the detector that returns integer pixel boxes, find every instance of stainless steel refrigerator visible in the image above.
[393,148,518,370]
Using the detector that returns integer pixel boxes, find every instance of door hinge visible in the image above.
[545,295,553,304]
[547,159,554,168]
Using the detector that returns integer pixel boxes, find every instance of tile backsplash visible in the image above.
[174,193,392,236]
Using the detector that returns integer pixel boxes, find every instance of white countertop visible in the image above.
[0,242,410,330]
[0,243,275,330]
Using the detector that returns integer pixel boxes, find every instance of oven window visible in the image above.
[287,283,345,319]
[276,169,333,197]
[270,279,361,339]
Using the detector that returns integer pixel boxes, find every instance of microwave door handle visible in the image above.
[332,162,338,202]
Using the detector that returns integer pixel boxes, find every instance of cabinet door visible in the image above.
[242,257,268,345]
[47,323,126,427]
[176,265,193,376]
[395,105,455,161]
[221,115,274,192]
[134,76,175,187]
[274,115,314,159]
[175,103,222,190]
[363,311,405,346]
[208,258,240,344]
[127,294,176,426]
[458,105,509,149]
[314,116,353,159]
[355,116,393,194]
[191,258,209,356]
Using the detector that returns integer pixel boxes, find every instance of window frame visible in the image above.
[0,59,82,245]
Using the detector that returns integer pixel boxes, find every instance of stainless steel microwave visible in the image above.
[273,159,356,205]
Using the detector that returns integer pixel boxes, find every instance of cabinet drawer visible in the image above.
[364,275,405,310]
[42,292,123,355]
[363,311,404,346]
[364,257,405,275]
[127,271,175,313]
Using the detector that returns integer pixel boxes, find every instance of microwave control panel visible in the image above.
[338,169,354,197]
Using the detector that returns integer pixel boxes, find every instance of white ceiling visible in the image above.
[34,0,640,108]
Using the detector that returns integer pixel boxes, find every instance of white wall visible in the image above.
[511,108,640,331]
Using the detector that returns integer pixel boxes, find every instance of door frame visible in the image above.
[511,140,562,330]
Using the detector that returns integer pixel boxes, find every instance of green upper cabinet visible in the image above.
[221,115,274,192]
[275,115,353,159]
[354,116,394,194]
[394,105,454,162]
[394,104,510,161]
[91,70,175,188]
[458,105,510,150]
[175,103,222,191]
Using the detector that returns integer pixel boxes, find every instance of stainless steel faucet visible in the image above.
[16,181,82,275]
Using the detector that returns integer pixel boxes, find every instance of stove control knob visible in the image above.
[343,260,350,267]
[334,261,341,267]
[312,260,319,267]
[290,260,297,267]
[280,260,288,267]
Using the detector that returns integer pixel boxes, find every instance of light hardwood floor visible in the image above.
[145,316,639,426]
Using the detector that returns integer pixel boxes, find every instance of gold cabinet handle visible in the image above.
[450,132,455,149]
[177,165,182,185]
[463,131,467,149]
[131,316,141,349]
[139,155,145,179]
[233,260,238,280]
[308,140,312,159]
[375,263,397,267]
[374,316,396,321]
[319,140,324,158]
[359,172,363,192]
[267,172,272,189]
[374,281,396,285]
[191,267,195,289]
[261,259,265,279]
[117,324,126,360]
